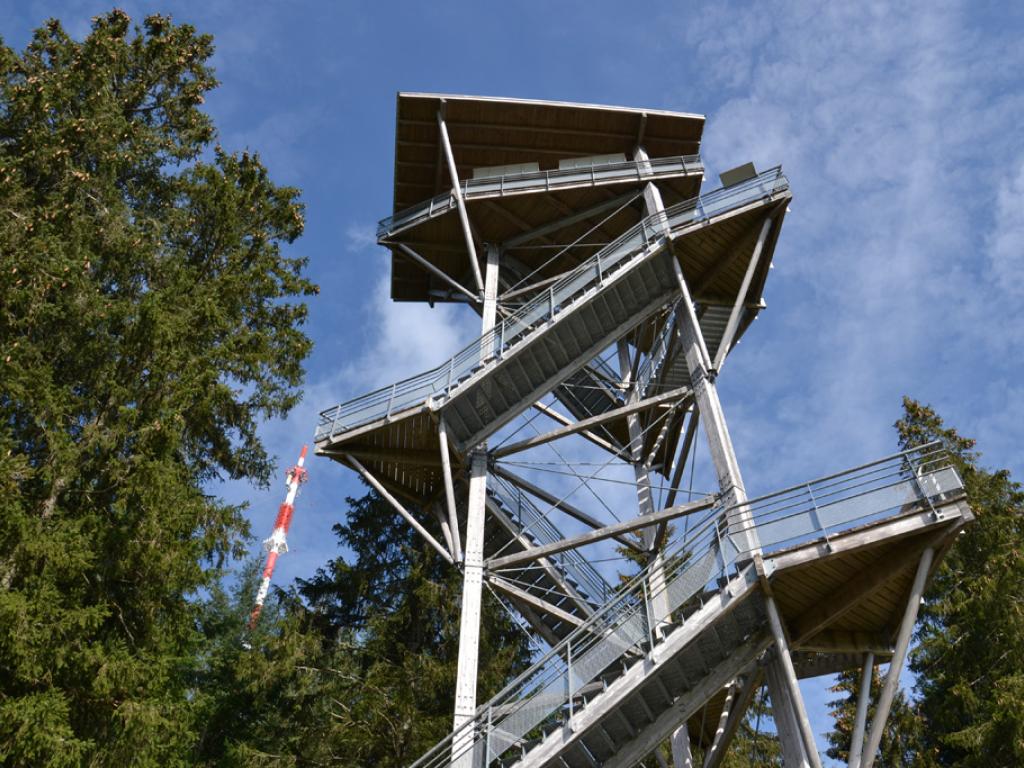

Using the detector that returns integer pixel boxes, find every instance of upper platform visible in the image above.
[387,93,707,302]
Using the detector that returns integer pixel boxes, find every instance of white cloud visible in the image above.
[987,157,1024,299]
[344,222,378,252]
[656,0,1024,491]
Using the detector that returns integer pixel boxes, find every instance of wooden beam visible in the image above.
[765,596,823,768]
[339,445,443,467]
[789,529,946,645]
[487,494,715,571]
[504,191,640,250]
[530,401,626,459]
[848,652,874,768]
[796,630,893,656]
[713,218,771,372]
[862,549,935,768]
[703,669,762,768]
[492,386,690,458]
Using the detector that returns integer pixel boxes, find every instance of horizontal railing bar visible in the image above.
[378,154,704,237]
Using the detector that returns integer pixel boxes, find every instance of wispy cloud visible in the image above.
[658,0,1024,491]
[344,222,378,253]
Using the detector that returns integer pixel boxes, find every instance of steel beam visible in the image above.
[344,454,453,565]
[493,386,689,458]
[491,466,645,552]
[713,218,771,372]
[861,548,934,768]
[437,110,484,295]
[486,494,715,571]
[848,652,874,768]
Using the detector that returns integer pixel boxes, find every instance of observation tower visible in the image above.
[315,94,972,768]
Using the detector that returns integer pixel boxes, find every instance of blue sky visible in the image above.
[5,0,1024,761]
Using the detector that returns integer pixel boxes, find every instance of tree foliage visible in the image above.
[826,397,1024,768]
[193,490,533,767]
[0,11,315,765]
[826,665,930,767]
[897,398,1024,767]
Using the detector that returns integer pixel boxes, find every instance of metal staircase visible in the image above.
[316,167,790,457]
[483,476,613,643]
[410,445,970,768]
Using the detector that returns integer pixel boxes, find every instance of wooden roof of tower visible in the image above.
[387,93,707,302]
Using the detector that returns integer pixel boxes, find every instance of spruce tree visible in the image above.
[896,398,1024,767]
[0,11,315,765]
[294,489,534,767]
[825,666,930,767]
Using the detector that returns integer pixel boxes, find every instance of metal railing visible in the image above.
[317,168,790,443]
[489,475,612,607]
[378,155,704,239]
[410,443,964,768]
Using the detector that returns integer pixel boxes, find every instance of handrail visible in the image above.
[489,475,611,606]
[408,443,964,768]
[317,168,790,444]
[377,154,704,239]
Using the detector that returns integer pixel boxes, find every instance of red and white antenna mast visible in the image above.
[248,445,308,628]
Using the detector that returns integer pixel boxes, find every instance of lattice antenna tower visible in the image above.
[315,94,972,768]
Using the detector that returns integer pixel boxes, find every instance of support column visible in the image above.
[452,451,488,741]
[670,722,693,768]
[861,548,934,768]
[764,656,811,768]
[626,174,674,630]
[671,256,759,557]
[452,246,500,746]
[848,652,874,768]
[765,596,823,768]
[438,108,484,296]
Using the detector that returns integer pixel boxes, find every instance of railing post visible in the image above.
[548,285,555,322]
[498,319,505,358]
[596,252,603,285]
[386,383,397,420]
[906,452,941,519]
[566,640,574,727]
[641,579,655,652]
[447,357,455,393]
[485,705,493,767]
[805,483,831,551]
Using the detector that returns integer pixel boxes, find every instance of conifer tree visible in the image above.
[0,11,315,765]
[294,489,534,767]
[825,665,930,767]
[825,398,1024,767]
[896,398,1024,767]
